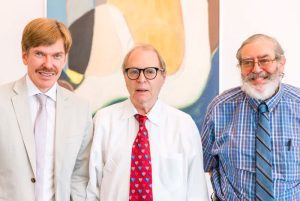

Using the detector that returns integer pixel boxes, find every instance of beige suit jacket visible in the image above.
[0,77,93,201]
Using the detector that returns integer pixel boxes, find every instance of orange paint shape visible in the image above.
[108,0,184,74]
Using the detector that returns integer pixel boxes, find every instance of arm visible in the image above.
[200,109,217,174]
[187,117,210,201]
[86,113,105,201]
[71,106,93,201]
[200,107,219,200]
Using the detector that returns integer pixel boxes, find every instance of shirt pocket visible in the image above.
[275,138,300,180]
[159,153,184,191]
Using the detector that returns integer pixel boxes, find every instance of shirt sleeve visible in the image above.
[200,107,218,172]
[71,105,93,200]
[186,116,210,201]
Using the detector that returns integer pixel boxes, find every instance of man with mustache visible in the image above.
[201,34,300,200]
[0,18,93,201]
[86,44,209,201]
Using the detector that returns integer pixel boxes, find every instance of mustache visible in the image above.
[35,67,58,74]
[243,72,271,82]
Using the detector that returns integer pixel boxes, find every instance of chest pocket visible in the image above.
[159,153,184,191]
[274,138,300,180]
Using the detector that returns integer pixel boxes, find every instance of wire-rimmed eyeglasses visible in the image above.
[124,67,165,80]
[239,57,277,69]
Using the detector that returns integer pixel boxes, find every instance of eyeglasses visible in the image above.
[124,67,165,80]
[239,57,277,69]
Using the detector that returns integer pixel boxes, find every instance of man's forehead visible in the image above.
[28,42,65,54]
[129,48,156,58]
[241,40,275,57]
[127,49,159,64]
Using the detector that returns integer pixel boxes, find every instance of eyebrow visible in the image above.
[257,54,271,59]
[241,54,272,60]
[33,50,65,55]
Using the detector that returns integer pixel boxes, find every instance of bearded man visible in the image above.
[201,34,300,201]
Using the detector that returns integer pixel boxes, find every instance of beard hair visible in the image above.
[241,71,282,101]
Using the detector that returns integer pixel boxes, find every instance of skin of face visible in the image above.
[124,48,166,114]
[22,39,67,93]
[240,39,285,94]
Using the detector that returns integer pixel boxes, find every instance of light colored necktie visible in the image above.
[34,94,48,201]
[255,102,274,200]
[129,114,153,201]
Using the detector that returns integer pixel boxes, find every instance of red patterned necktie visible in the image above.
[129,114,153,201]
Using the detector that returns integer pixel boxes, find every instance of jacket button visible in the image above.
[31,178,36,183]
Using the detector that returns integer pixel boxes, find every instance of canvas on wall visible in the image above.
[48,0,219,129]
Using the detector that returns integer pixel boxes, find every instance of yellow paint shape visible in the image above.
[108,0,184,74]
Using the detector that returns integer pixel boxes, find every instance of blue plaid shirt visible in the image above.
[201,83,300,201]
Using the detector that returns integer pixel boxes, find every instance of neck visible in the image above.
[131,99,157,115]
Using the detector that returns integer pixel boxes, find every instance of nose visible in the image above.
[137,70,147,82]
[44,55,53,68]
[251,61,262,73]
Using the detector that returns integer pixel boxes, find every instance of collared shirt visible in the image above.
[201,83,300,201]
[26,75,56,201]
[86,99,209,201]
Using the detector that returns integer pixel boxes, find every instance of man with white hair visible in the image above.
[87,44,209,201]
[201,34,300,200]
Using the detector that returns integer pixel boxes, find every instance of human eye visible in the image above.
[145,67,157,75]
[258,58,271,66]
[241,60,254,68]
[35,51,44,58]
[53,53,64,60]
[128,68,139,76]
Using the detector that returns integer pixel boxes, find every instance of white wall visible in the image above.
[220,0,300,92]
[0,0,45,85]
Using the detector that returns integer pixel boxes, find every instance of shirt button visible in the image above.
[31,178,36,183]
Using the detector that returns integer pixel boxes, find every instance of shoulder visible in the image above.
[207,86,244,111]
[0,81,15,95]
[282,83,300,101]
[0,80,19,102]
[58,86,89,105]
[160,101,195,124]
[57,86,92,118]
[93,100,126,121]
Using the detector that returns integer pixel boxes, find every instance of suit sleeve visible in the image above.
[86,112,104,201]
[70,104,93,201]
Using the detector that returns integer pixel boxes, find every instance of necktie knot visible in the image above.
[36,93,47,107]
[258,102,268,114]
[134,114,147,126]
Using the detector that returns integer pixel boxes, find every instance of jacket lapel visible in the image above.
[11,77,36,176]
[54,87,70,181]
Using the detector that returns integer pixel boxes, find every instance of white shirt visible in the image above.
[86,99,209,201]
[26,75,56,201]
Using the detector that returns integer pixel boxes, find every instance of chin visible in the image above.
[241,77,281,100]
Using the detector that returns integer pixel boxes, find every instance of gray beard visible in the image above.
[241,74,281,100]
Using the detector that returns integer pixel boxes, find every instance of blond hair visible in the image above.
[21,18,72,53]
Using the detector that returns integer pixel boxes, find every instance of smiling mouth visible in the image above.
[37,71,56,77]
[244,72,270,82]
